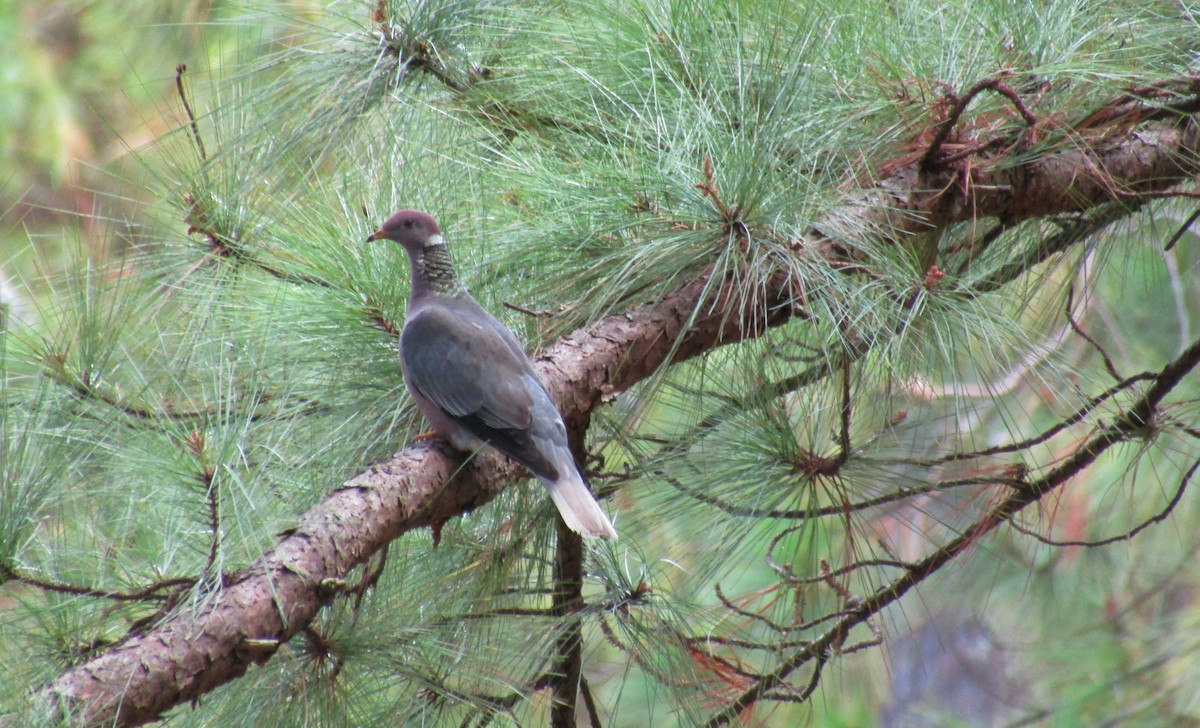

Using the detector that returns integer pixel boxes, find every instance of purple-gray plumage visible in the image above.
[367,209,617,539]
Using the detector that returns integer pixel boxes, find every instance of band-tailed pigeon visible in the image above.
[368,209,617,539]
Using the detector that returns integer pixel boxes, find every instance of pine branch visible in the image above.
[700,333,1200,726]
[40,85,1200,727]
[843,76,1200,239]
[41,260,793,727]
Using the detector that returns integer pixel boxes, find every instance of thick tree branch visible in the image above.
[42,88,1200,725]
[41,265,793,726]
[847,79,1200,240]
[549,523,585,727]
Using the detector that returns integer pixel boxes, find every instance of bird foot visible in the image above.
[413,430,438,441]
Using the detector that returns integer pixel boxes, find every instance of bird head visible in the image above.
[366,209,444,252]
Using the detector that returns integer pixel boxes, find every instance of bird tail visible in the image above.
[541,472,617,540]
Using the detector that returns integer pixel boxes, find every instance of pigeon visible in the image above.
[368,209,617,539]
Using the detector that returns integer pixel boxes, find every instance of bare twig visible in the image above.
[921,75,1037,169]
[0,564,192,603]
[714,583,789,633]
[175,65,207,161]
[1010,457,1199,548]
[503,301,553,318]
[1164,206,1200,251]
[1066,282,1121,381]
[579,676,603,728]
[837,355,852,463]
[901,371,1156,466]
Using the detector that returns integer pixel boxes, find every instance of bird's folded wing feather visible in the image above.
[401,305,535,432]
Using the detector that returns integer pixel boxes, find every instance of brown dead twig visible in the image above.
[697,156,751,248]
[921,74,1039,169]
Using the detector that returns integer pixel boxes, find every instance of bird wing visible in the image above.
[401,302,536,433]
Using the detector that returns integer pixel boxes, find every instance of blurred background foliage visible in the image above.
[0,0,308,303]
[2,0,1200,726]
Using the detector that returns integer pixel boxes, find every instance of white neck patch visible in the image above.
[426,234,445,247]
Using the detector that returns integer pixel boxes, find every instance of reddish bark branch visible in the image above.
[43,87,1200,726]
[43,267,792,726]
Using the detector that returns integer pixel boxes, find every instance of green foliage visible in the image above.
[3,0,1200,725]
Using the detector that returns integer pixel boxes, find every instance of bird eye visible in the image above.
[403,219,414,229]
